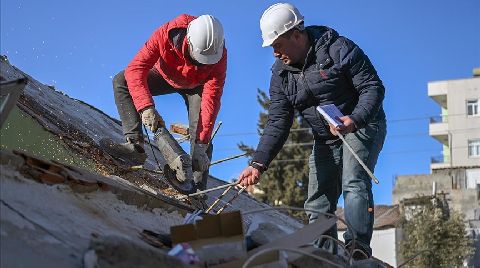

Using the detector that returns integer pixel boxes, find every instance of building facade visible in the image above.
[393,68,480,266]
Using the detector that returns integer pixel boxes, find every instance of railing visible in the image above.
[429,115,448,124]
[431,155,450,164]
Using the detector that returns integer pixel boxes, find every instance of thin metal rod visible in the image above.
[143,125,161,168]
[216,186,246,214]
[205,185,234,213]
[209,152,249,166]
[337,133,379,184]
[187,181,238,197]
[207,121,222,149]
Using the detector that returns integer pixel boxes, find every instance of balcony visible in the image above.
[429,115,448,124]
[431,154,451,170]
[429,116,449,145]
[428,81,448,109]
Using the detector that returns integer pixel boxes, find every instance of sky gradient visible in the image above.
[1,0,479,205]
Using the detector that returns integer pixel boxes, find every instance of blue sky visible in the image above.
[1,0,479,205]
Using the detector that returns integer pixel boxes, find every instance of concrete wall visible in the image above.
[393,169,479,219]
[338,228,397,267]
[392,172,451,204]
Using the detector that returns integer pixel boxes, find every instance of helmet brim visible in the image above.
[262,39,274,47]
[191,49,223,65]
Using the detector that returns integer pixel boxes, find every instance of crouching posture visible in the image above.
[104,14,227,191]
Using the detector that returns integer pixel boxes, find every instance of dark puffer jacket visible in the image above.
[252,26,386,167]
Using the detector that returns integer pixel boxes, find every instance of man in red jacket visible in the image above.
[104,14,227,190]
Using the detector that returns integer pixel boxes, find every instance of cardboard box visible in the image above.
[171,211,246,266]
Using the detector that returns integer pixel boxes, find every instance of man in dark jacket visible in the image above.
[238,3,386,259]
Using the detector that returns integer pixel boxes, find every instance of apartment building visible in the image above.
[393,68,480,266]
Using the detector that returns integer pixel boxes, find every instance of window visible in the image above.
[466,169,480,189]
[468,139,480,157]
[467,99,479,116]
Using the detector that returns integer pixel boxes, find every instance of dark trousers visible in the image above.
[112,69,212,188]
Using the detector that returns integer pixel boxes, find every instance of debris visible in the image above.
[248,222,289,247]
[168,243,200,265]
[87,235,192,268]
[183,210,204,224]
[139,230,172,248]
[290,248,347,268]
[216,214,337,267]
[170,210,246,266]
[170,123,189,136]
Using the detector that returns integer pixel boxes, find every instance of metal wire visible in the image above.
[242,206,356,263]
[351,249,369,260]
[314,234,350,259]
[242,247,344,268]
[143,125,161,168]
[205,185,233,213]
[215,186,246,214]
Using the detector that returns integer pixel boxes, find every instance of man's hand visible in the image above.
[238,165,262,187]
[332,115,356,135]
[141,106,165,132]
[192,143,210,172]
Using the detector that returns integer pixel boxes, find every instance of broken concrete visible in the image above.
[86,235,193,268]
[1,151,185,268]
[248,222,289,246]
[1,58,305,267]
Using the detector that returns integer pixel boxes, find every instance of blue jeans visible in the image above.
[304,117,386,256]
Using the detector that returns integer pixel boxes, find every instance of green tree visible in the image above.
[238,89,313,220]
[399,196,474,267]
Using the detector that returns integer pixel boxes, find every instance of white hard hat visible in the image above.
[187,15,225,65]
[260,3,304,47]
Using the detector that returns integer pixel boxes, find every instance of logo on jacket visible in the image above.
[319,70,329,80]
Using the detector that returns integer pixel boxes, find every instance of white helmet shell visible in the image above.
[260,3,304,47]
[187,15,225,65]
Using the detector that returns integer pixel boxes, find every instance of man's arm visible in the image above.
[340,38,385,129]
[195,49,227,144]
[124,28,163,112]
[238,72,293,186]
[251,72,294,168]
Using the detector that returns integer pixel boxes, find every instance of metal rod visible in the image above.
[216,186,246,214]
[205,185,234,213]
[209,152,249,166]
[337,133,379,184]
[207,121,222,149]
[187,181,238,197]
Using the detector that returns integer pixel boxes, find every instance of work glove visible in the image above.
[192,143,210,172]
[140,106,165,132]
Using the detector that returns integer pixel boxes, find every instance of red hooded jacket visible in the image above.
[124,14,227,144]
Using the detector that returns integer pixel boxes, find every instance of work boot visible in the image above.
[99,137,147,166]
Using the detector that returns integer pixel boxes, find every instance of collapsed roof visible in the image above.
[0,57,393,267]
[0,57,304,267]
